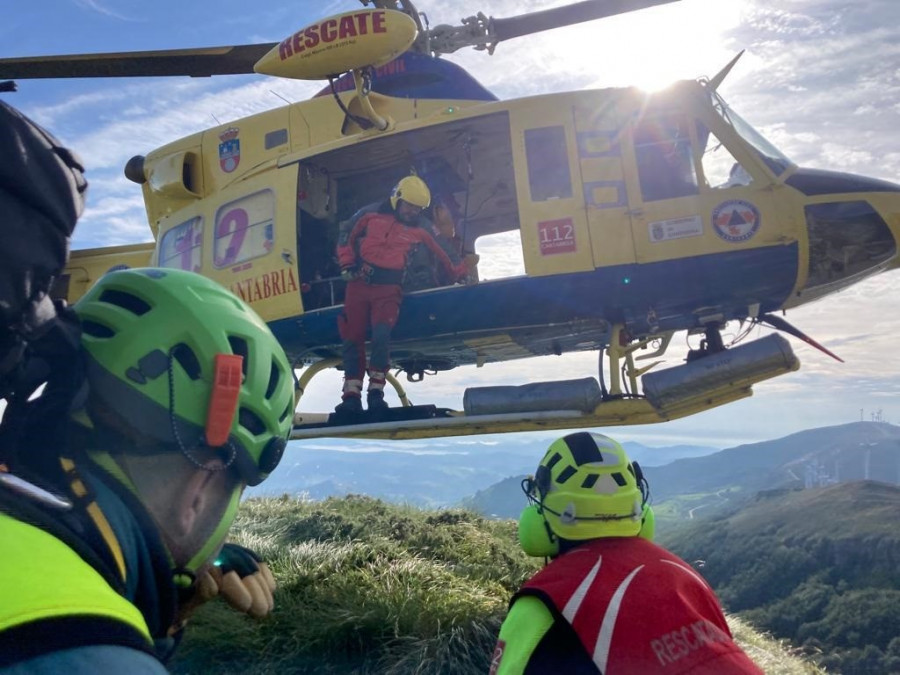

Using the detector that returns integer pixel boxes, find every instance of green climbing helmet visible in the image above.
[527,432,647,540]
[75,268,294,486]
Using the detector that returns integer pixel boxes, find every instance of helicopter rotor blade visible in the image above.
[490,0,680,43]
[0,43,275,80]
[0,0,681,80]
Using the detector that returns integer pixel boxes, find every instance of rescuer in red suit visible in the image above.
[490,432,764,675]
[335,176,468,414]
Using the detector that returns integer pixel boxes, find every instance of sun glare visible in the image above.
[548,0,744,92]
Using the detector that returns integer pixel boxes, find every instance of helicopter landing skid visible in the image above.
[289,332,800,441]
[324,404,454,428]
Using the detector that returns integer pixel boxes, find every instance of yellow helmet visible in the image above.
[390,175,431,210]
[524,432,648,544]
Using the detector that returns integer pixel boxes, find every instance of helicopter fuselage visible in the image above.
[62,78,900,385]
[70,81,900,370]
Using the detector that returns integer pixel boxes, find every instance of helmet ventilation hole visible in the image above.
[239,407,266,435]
[556,465,577,484]
[227,336,249,378]
[99,289,151,315]
[81,320,115,338]
[172,343,202,380]
[265,362,280,399]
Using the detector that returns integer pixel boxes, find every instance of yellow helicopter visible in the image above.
[2,0,898,441]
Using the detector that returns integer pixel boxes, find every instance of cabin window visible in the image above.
[697,122,752,189]
[159,216,203,272]
[804,201,897,291]
[474,231,525,279]
[525,126,573,202]
[213,189,275,269]
[634,114,699,202]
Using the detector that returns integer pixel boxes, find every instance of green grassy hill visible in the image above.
[171,495,823,674]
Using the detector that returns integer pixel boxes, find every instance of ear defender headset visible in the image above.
[517,432,654,557]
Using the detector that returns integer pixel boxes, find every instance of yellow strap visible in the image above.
[59,455,128,583]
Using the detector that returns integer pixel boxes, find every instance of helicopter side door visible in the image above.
[510,97,594,276]
[573,96,637,269]
[155,163,303,322]
[624,111,707,263]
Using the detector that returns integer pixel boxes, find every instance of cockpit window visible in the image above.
[696,122,752,189]
[710,91,793,177]
[633,114,699,202]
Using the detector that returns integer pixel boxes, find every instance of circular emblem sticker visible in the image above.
[712,200,761,243]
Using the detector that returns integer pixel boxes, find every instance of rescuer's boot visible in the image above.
[334,394,363,415]
[366,389,389,412]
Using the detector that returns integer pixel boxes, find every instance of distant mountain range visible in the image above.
[246,433,719,508]
[463,422,900,519]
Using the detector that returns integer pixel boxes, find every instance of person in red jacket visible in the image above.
[335,176,468,414]
[491,432,763,675]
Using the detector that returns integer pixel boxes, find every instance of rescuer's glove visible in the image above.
[340,266,358,282]
[212,543,277,618]
[169,543,276,636]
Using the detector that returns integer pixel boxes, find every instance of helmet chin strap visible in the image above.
[176,483,242,587]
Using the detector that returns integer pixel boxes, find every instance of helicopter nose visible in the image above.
[793,189,899,301]
[885,207,900,272]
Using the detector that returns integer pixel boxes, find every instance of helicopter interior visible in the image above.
[295,110,519,310]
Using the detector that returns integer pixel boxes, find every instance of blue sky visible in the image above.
[3,0,899,451]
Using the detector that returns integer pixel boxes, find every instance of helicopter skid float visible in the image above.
[3,0,898,441]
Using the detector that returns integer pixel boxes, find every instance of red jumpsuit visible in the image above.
[336,208,466,398]
[492,537,763,674]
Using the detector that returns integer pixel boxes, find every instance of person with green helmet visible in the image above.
[0,267,295,673]
[490,432,763,675]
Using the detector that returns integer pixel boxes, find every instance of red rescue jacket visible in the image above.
[515,537,763,674]
[337,210,465,281]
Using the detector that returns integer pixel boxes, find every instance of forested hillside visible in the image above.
[662,481,900,674]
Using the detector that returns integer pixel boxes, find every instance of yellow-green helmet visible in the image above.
[390,175,431,210]
[74,268,294,486]
[529,432,646,541]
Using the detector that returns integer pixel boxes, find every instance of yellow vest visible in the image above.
[0,512,152,642]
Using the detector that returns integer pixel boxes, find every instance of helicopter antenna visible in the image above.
[269,90,293,105]
[706,50,745,92]
[210,113,222,125]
